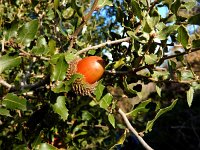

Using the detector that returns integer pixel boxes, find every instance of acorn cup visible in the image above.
[66,56,105,96]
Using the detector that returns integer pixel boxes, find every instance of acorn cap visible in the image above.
[66,58,97,96]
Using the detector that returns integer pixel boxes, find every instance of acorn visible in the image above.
[66,56,105,96]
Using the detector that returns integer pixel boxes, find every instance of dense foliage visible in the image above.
[1,0,200,149]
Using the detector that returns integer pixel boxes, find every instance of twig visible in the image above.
[0,79,12,89]
[68,0,99,52]
[118,108,154,150]
[75,37,131,56]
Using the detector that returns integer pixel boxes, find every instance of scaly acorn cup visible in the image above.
[66,56,105,96]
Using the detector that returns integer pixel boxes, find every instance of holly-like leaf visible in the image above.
[51,55,68,81]
[171,0,181,16]
[2,93,27,111]
[188,13,200,25]
[108,113,115,128]
[17,19,39,46]
[4,22,18,40]
[32,36,48,55]
[38,143,57,150]
[157,25,179,40]
[146,99,177,132]
[109,130,127,150]
[52,96,69,121]
[187,86,194,107]
[94,81,105,101]
[97,0,113,8]
[131,0,142,19]
[177,26,189,48]
[0,55,21,74]
[144,54,158,65]
[100,93,113,110]
[0,108,12,117]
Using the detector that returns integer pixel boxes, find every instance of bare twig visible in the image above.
[75,37,131,56]
[68,0,99,52]
[0,79,12,89]
[118,108,154,150]
[19,49,50,61]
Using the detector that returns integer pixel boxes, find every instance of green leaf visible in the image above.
[37,143,57,150]
[4,22,18,40]
[0,108,12,117]
[31,131,43,149]
[131,0,142,19]
[108,113,115,128]
[114,58,125,69]
[0,55,21,74]
[97,0,113,8]
[157,25,179,40]
[48,39,56,55]
[146,99,177,132]
[17,20,39,46]
[156,85,162,97]
[188,13,200,25]
[100,93,113,110]
[54,0,59,9]
[192,39,200,48]
[52,96,69,121]
[187,86,194,107]
[65,52,76,62]
[127,99,151,117]
[82,110,94,121]
[94,82,105,101]
[171,0,181,15]
[51,55,68,81]
[32,36,48,55]
[2,93,27,111]
[144,54,158,65]
[109,130,127,150]
[177,26,189,48]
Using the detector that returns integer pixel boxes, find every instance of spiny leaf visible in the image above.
[100,93,113,110]
[0,108,12,117]
[52,96,69,121]
[51,55,68,81]
[0,55,21,74]
[145,54,158,65]
[98,0,113,8]
[2,93,27,111]
[94,81,105,101]
[177,26,189,48]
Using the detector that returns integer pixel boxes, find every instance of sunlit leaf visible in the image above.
[131,0,142,19]
[98,0,113,8]
[177,26,189,48]
[108,113,115,128]
[146,99,177,132]
[94,81,105,101]
[0,108,12,117]
[0,55,21,74]
[17,20,39,46]
[100,93,113,110]
[187,86,194,107]
[2,93,27,111]
[51,55,68,81]
[37,143,57,150]
[109,130,126,150]
[145,54,158,65]
[52,96,69,121]
[157,25,179,40]
[82,110,94,121]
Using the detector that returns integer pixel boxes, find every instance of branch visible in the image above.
[75,37,131,56]
[68,0,99,51]
[118,108,154,150]
[0,79,12,89]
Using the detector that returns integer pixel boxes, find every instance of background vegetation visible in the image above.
[1,0,200,149]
